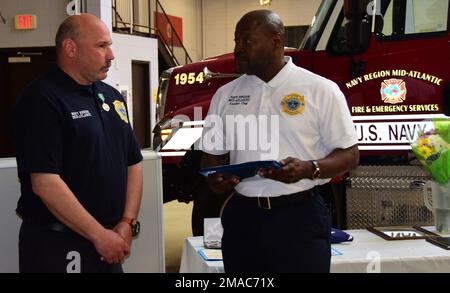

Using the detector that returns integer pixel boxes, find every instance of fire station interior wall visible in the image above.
[202,0,322,59]
[0,158,20,273]
[0,0,158,141]
[0,151,165,273]
[0,0,68,48]
[158,0,203,62]
[149,0,321,61]
[86,0,114,27]
[106,33,159,131]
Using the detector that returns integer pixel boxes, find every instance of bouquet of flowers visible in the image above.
[411,118,450,184]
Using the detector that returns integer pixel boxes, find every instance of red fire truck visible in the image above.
[153,0,450,231]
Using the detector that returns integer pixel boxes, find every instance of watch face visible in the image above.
[309,160,319,179]
[132,220,141,237]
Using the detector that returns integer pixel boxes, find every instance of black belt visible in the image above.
[24,220,115,233]
[235,187,317,210]
[48,222,71,233]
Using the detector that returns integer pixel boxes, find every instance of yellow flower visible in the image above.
[418,147,433,159]
[418,138,430,147]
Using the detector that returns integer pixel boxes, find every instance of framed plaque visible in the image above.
[367,226,438,240]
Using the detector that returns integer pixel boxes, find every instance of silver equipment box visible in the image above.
[346,165,433,229]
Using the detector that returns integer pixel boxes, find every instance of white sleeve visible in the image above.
[199,88,229,156]
[319,82,358,153]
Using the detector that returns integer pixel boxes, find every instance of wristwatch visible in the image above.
[310,160,321,179]
[121,217,141,237]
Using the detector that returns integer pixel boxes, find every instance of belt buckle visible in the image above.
[257,196,271,210]
[49,222,67,233]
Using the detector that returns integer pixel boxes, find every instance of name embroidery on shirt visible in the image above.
[281,93,306,116]
[229,95,250,106]
[71,110,92,120]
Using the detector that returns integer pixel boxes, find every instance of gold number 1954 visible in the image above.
[174,72,204,85]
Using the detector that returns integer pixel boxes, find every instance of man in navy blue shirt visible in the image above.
[13,13,143,273]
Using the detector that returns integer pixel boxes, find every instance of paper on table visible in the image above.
[198,249,223,261]
[199,247,342,261]
[331,247,343,256]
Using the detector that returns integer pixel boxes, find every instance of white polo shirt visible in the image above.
[200,57,357,197]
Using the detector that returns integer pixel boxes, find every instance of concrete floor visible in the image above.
[163,201,193,273]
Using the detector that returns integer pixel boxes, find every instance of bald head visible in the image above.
[237,10,284,37]
[233,10,286,81]
[54,13,114,85]
[55,13,105,56]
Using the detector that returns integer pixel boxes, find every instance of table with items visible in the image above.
[179,229,450,273]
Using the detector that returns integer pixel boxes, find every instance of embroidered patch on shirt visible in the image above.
[229,95,250,106]
[71,110,92,120]
[281,93,306,116]
[113,100,129,124]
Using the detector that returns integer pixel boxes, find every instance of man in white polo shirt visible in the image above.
[200,10,359,273]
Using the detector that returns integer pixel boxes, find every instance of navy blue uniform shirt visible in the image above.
[13,65,143,226]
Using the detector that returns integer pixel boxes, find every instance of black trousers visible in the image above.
[19,221,123,273]
[221,189,331,273]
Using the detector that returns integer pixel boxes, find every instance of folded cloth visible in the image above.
[331,228,353,244]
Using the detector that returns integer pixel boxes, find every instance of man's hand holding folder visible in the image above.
[206,173,241,195]
[258,157,314,183]
[200,160,283,194]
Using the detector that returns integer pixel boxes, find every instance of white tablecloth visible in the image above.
[179,230,450,273]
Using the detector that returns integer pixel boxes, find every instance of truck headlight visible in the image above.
[161,129,173,142]
[156,68,173,124]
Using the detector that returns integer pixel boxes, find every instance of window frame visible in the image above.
[325,11,351,56]
[375,0,449,42]
[300,0,338,51]
[325,0,449,56]
[325,11,372,56]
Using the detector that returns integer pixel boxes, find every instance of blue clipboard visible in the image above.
[199,160,282,180]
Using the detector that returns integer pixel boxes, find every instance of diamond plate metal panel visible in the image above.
[346,166,434,229]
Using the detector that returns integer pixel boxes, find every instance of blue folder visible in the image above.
[199,160,282,179]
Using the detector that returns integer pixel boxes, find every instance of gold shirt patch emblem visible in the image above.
[281,93,306,116]
[113,100,129,124]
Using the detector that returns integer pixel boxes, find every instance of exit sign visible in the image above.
[15,14,37,30]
